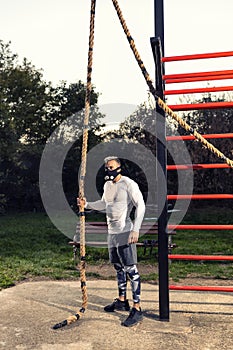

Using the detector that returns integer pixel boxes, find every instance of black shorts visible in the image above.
[108,231,137,265]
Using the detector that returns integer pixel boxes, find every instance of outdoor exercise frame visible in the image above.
[153,0,233,322]
[53,0,232,329]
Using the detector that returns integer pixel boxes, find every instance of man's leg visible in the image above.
[124,264,141,309]
[121,264,143,326]
[114,262,127,301]
[104,242,130,312]
[117,239,141,309]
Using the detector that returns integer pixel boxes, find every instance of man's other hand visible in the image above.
[128,231,139,244]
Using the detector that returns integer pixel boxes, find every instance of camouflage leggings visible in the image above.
[114,263,141,304]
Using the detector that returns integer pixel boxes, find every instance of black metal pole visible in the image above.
[153,0,169,321]
[154,0,165,53]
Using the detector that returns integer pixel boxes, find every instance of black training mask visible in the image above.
[104,166,121,181]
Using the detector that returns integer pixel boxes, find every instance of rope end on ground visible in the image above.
[52,319,68,330]
[52,313,81,330]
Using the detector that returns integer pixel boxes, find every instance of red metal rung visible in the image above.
[165,74,233,84]
[164,86,233,95]
[168,254,233,261]
[167,164,231,170]
[168,101,233,111]
[162,51,233,62]
[166,133,233,140]
[169,285,233,292]
[168,224,233,230]
[167,194,233,200]
[163,69,233,80]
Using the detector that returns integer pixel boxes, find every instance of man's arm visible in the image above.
[128,181,146,243]
[85,199,106,211]
[77,196,106,212]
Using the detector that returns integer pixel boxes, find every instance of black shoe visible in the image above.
[104,298,130,312]
[122,307,143,327]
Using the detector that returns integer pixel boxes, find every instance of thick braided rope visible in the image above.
[157,98,233,168]
[52,0,97,330]
[111,0,233,168]
[74,0,97,322]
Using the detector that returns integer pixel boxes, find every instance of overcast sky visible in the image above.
[1,0,233,109]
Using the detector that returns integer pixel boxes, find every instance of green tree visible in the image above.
[0,41,104,212]
[0,41,51,211]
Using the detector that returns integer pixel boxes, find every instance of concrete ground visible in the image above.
[0,280,232,350]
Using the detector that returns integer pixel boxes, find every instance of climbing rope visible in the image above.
[53,0,96,329]
[111,0,233,168]
[156,98,233,167]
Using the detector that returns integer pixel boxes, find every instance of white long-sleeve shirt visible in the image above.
[86,176,145,234]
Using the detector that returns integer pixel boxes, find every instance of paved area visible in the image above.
[0,280,232,350]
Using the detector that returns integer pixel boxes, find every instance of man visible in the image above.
[77,156,145,327]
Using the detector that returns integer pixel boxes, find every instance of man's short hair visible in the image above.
[104,156,121,165]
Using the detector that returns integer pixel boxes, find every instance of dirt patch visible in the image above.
[86,263,233,286]
[86,262,157,279]
[13,263,232,289]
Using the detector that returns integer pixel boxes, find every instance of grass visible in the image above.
[0,207,232,289]
[169,206,233,281]
[0,213,73,288]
